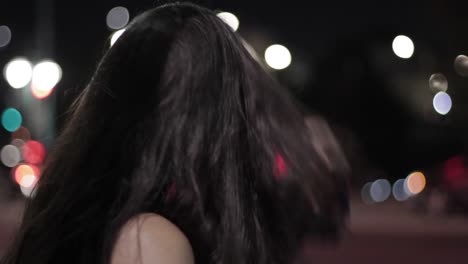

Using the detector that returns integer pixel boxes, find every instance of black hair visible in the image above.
[1,3,349,264]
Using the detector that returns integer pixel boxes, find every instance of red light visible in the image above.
[14,164,40,188]
[444,156,464,181]
[11,126,31,141]
[444,156,468,189]
[273,153,287,180]
[23,140,46,164]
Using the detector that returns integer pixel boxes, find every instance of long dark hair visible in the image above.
[2,3,349,264]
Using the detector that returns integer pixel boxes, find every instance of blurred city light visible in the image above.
[110,28,126,46]
[31,60,62,99]
[217,12,239,31]
[23,140,46,165]
[11,126,31,141]
[392,35,414,59]
[14,164,39,188]
[361,182,374,204]
[392,179,411,201]
[20,184,36,198]
[265,44,292,70]
[1,145,21,168]
[4,58,33,89]
[429,73,448,92]
[406,171,426,195]
[106,6,130,30]
[0,25,12,48]
[19,174,36,188]
[370,179,391,202]
[1,108,22,132]
[11,138,25,149]
[454,54,468,77]
[433,91,452,115]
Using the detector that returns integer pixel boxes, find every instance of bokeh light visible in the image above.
[14,164,39,188]
[23,140,46,165]
[406,171,426,195]
[11,138,25,149]
[2,108,22,132]
[3,58,33,89]
[19,174,36,188]
[217,12,239,31]
[433,91,452,115]
[454,54,468,77]
[106,6,130,30]
[265,44,292,70]
[11,126,31,141]
[110,28,126,46]
[392,178,411,201]
[370,179,391,202]
[429,73,448,92]
[1,145,21,168]
[20,184,37,198]
[361,182,374,204]
[31,60,62,99]
[0,25,12,48]
[392,35,414,59]
[273,153,287,180]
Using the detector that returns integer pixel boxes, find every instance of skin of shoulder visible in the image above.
[111,213,194,264]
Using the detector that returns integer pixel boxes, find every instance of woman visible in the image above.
[2,3,349,264]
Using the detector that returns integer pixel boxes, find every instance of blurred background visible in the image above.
[0,0,467,263]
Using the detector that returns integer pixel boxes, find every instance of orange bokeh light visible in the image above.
[406,171,426,195]
[14,164,40,188]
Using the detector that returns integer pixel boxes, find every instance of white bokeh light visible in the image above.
[110,28,126,46]
[0,145,21,168]
[19,174,37,188]
[20,184,37,198]
[4,58,33,89]
[106,6,130,30]
[31,60,62,99]
[265,44,292,70]
[433,91,452,115]
[392,179,411,201]
[217,12,239,31]
[392,35,414,59]
[15,164,39,197]
[0,25,12,47]
[370,179,391,202]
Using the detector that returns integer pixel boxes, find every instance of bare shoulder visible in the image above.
[111,213,194,264]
